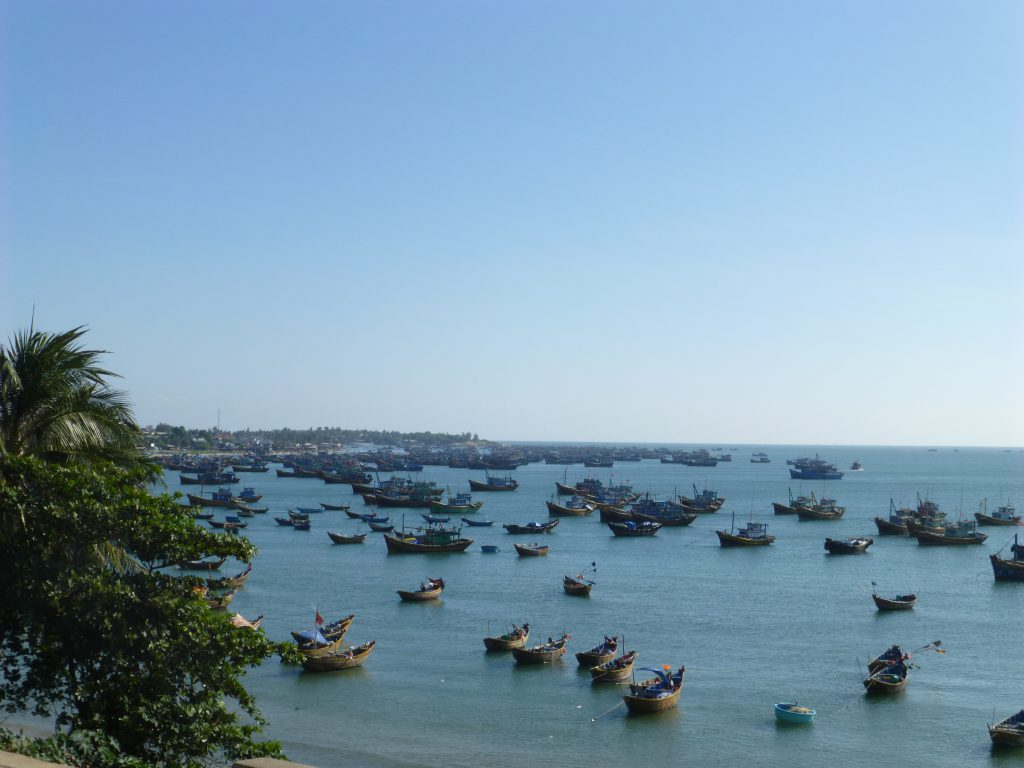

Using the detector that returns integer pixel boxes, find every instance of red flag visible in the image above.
[315,610,324,626]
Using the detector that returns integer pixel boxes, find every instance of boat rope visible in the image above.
[591,700,626,722]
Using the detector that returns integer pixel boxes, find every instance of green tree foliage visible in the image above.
[0,456,290,767]
[0,327,141,466]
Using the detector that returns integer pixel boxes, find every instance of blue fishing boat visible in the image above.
[788,455,844,480]
[294,506,325,514]
[774,703,815,723]
[990,534,1024,581]
[462,517,495,527]
[481,545,500,553]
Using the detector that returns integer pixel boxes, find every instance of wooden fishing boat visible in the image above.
[274,516,295,526]
[631,510,697,527]
[679,484,724,511]
[774,703,815,723]
[824,536,873,554]
[461,517,494,527]
[291,519,311,531]
[383,529,474,553]
[229,613,264,629]
[218,564,253,588]
[205,589,236,610]
[989,709,1024,747]
[469,473,519,492]
[795,494,846,520]
[975,501,1020,526]
[295,506,325,515]
[872,590,916,610]
[483,623,529,651]
[421,513,451,524]
[868,644,908,673]
[367,520,394,532]
[209,518,248,530]
[914,519,988,545]
[874,499,913,535]
[503,520,559,534]
[990,534,1024,581]
[575,636,618,667]
[290,614,355,645]
[772,488,813,515]
[716,518,774,547]
[301,640,376,671]
[591,649,637,682]
[623,666,685,713]
[345,509,365,519]
[599,506,634,523]
[563,565,596,596]
[397,577,445,601]
[430,492,484,514]
[546,497,595,517]
[327,531,367,544]
[178,557,226,571]
[515,542,550,557]
[608,520,662,537]
[555,481,578,496]
[512,633,571,664]
[319,502,351,511]
[863,660,909,695]
[187,489,238,508]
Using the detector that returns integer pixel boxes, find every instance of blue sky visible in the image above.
[2,1,1022,445]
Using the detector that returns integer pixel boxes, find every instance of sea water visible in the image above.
[179,445,1022,768]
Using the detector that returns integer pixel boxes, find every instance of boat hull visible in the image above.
[774,703,815,723]
[483,632,529,651]
[716,530,774,547]
[383,534,474,553]
[301,640,375,671]
[975,512,1021,526]
[624,686,682,713]
[872,594,916,610]
[990,554,1024,581]
[397,587,443,601]
[514,544,549,557]
[914,530,988,545]
[469,479,518,492]
[824,537,873,554]
[874,516,909,535]
[546,500,594,516]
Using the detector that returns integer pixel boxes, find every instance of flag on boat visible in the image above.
[315,610,323,626]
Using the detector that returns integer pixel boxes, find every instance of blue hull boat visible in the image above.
[774,703,815,723]
[462,517,495,527]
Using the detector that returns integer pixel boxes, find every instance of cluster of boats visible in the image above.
[481,628,683,714]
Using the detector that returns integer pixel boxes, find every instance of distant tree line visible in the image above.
[144,424,483,451]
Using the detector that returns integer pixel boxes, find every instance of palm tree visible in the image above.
[0,325,141,465]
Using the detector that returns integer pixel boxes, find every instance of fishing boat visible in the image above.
[480,545,500,553]
[274,516,295,526]
[345,508,365,519]
[397,577,445,601]
[914,519,988,545]
[383,527,474,553]
[461,517,494,527]
[850,460,863,471]
[563,564,596,596]
[204,589,236,610]
[512,633,571,664]
[863,659,909,695]
[988,710,1024,747]
[824,536,873,554]
[868,644,908,673]
[469,473,519,492]
[367,520,394,532]
[290,614,355,645]
[514,542,550,557]
[483,623,530,651]
[990,534,1024,581]
[327,531,367,544]
[874,499,913,535]
[575,636,618,667]
[217,564,253,588]
[178,558,226,571]
[209,518,248,530]
[301,640,376,672]
[291,519,311,531]
[679,484,724,511]
[795,493,845,521]
[871,583,917,611]
[788,455,844,480]
[503,520,559,534]
[430,491,484,514]
[716,515,774,547]
[608,520,662,537]
[294,506,325,515]
[229,613,264,630]
[772,488,814,515]
[623,666,685,713]
[319,502,351,511]
[591,649,638,683]
[774,703,815,723]
[975,500,1020,526]
[186,488,241,508]
[546,496,595,517]
[632,509,697,526]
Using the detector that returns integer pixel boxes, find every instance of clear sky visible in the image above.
[2,1,1022,445]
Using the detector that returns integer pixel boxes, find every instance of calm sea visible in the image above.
[179,445,1022,768]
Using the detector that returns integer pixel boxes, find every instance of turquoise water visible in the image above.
[183,446,1023,768]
